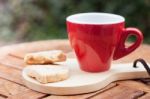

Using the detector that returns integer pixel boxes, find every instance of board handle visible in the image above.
[133,58,150,76]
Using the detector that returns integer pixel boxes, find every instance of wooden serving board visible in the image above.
[22,58,149,95]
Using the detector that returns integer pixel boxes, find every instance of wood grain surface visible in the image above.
[0,40,149,99]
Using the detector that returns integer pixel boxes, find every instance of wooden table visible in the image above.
[0,40,150,99]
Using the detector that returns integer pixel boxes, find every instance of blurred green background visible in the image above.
[0,0,150,44]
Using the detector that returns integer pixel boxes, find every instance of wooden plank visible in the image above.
[116,80,150,92]
[3,80,27,96]
[0,71,23,85]
[8,53,24,60]
[139,93,150,99]
[0,55,24,70]
[0,64,21,78]
[0,72,46,99]
[0,64,23,85]
[90,85,145,99]
[0,78,29,98]
[138,78,150,85]
[0,78,11,97]
[0,96,6,99]
[43,83,117,99]
[0,79,28,96]
[7,89,46,99]
[0,73,47,99]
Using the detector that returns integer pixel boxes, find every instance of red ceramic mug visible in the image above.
[66,13,143,72]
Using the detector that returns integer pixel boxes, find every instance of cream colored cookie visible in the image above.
[24,50,66,65]
[26,65,69,84]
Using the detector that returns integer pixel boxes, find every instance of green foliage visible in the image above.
[10,0,150,43]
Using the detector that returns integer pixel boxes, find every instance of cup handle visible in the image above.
[113,27,143,60]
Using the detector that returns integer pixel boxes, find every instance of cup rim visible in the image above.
[66,12,125,25]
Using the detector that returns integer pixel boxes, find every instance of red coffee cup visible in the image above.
[66,13,143,72]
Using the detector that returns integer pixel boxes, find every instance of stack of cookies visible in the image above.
[24,50,69,84]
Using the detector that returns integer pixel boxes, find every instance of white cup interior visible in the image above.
[66,13,124,24]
